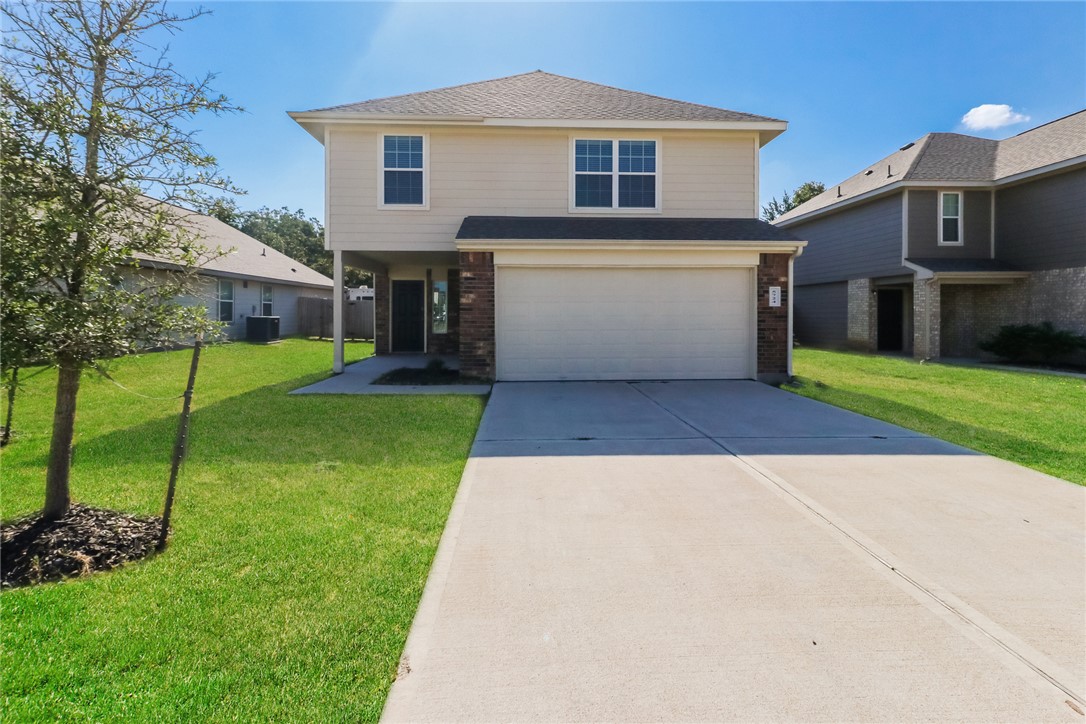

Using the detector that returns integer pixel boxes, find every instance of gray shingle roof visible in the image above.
[304,71,782,123]
[134,204,334,289]
[457,216,801,242]
[776,109,1086,225]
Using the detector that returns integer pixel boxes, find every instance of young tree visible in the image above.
[0,103,56,445]
[761,181,826,222]
[2,0,239,518]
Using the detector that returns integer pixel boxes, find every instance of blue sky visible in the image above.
[169,1,1085,217]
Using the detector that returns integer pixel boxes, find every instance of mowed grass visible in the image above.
[1,339,485,721]
[789,348,1086,485]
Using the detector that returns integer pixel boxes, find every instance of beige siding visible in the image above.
[328,126,758,251]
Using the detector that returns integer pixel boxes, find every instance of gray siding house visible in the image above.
[775,110,1086,359]
[130,205,335,338]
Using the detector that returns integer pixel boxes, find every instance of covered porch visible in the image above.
[331,249,460,374]
[906,258,1031,359]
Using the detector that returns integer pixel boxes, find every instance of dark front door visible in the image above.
[877,289,905,352]
[392,280,425,352]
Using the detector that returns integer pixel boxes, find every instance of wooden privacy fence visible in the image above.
[297,296,374,339]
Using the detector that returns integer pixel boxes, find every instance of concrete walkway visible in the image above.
[383,381,1085,722]
[290,354,491,395]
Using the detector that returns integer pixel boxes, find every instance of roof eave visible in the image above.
[455,238,806,253]
[288,110,787,144]
[128,257,333,289]
[930,271,1030,285]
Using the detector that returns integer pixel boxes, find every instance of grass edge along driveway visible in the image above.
[788,348,1086,485]
[1,339,485,721]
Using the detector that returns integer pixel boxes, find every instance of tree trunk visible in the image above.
[44,360,81,519]
[2,367,17,447]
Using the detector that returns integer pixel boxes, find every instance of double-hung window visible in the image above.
[573,139,658,210]
[383,135,425,206]
[939,191,962,245]
[261,284,273,316]
[217,279,234,322]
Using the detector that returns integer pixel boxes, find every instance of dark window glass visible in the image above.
[942,217,960,243]
[618,175,656,208]
[384,170,423,205]
[575,175,612,207]
[384,135,423,169]
[575,140,613,173]
[218,279,234,322]
[618,140,656,173]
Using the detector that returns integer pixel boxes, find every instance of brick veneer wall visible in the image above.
[913,278,940,360]
[757,253,790,380]
[940,266,1086,362]
[846,278,877,351]
[374,272,390,355]
[458,252,495,380]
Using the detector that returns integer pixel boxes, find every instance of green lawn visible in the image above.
[1,339,485,721]
[789,348,1086,485]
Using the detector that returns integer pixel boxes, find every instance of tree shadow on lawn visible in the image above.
[21,369,478,465]
[3,372,486,520]
[793,381,1082,483]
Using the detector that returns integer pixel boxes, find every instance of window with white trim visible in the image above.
[217,278,234,322]
[383,135,424,205]
[939,191,962,244]
[574,139,657,209]
[261,284,273,316]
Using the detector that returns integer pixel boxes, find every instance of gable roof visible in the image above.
[133,204,334,289]
[775,109,1086,226]
[303,71,782,123]
[456,216,801,243]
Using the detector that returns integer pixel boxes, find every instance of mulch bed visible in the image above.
[1,504,164,589]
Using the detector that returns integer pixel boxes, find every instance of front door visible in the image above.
[877,289,904,352]
[392,280,425,352]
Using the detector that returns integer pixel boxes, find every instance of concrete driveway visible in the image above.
[383,381,1086,722]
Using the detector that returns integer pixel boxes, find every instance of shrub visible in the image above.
[978,322,1086,363]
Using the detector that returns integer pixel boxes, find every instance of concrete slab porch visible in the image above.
[290,354,491,395]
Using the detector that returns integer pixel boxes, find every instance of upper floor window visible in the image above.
[573,139,658,210]
[939,191,962,245]
[261,284,273,316]
[217,278,234,322]
[383,135,424,206]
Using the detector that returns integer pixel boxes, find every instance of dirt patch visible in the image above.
[1,504,163,588]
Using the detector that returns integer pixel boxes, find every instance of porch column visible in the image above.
[913,278,941,360]
[846,278,876,351]
[333,249,344,374]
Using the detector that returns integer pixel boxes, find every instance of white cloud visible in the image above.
[961,104,1031,131]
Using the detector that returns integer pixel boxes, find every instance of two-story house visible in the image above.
[775,110,1086,360]
[290,71,805,382]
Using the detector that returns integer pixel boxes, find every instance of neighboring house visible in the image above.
[775,111,1086,359]
[289,71,806,382]
[129,204,335,338]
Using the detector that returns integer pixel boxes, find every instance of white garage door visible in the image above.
[496,267,754,381]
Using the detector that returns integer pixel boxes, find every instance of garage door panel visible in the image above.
[496,267,754,381]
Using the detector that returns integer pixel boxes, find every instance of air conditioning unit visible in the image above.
[246,316,280,344]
